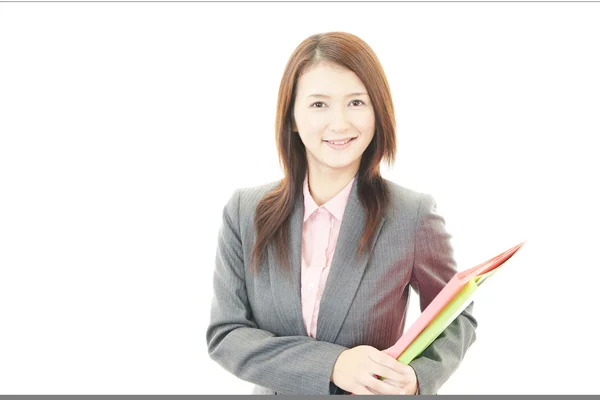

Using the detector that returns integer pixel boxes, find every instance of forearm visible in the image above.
[208,324,347,394]
[408,303,477,394]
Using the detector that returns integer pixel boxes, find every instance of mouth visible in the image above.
[322,137,357,145]
[322,137,357,150]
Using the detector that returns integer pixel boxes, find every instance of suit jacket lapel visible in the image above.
[267,178,386,341]
[316,179,386,343]
[267,192,307,336]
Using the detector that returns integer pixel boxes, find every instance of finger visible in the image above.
[382,378,401,387]
[378,351,412,376]
[368,354,405,382]
[357,374,385,395]
[367,358,405,384]
[365,374,406,395]
[371,366,406,385]
[391,361,414,376]
[352,385,376,395]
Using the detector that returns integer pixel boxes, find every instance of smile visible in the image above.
[323,137,356,145]
[323,137,357,149]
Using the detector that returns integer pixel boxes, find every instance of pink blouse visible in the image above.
[300,175,355,338]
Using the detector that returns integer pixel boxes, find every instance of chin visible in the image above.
[322,159,359,171]
[309,150,362,172]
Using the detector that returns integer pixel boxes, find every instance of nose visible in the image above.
[328,107,351,133]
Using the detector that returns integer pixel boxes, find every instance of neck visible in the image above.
[307,165,358,207]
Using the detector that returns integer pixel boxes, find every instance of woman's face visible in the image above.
[292,61,376,176]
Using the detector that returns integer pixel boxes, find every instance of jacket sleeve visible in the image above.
[206,189,348,395]
[408,194,478,395]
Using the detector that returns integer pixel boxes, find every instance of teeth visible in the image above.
[329,138,352,145]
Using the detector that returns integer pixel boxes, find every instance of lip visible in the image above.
[323,137,356,150]
[322,137,356,143]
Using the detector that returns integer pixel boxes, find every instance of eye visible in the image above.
[310,100,365,108]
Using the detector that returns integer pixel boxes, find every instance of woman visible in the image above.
[206,31,477,395]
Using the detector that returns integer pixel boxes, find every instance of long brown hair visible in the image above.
[249,31,397,275]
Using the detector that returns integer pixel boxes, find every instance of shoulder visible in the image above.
[237,179,281,212]
[237,179,281,200]
[383,179,437,221]
[222,179,281,222]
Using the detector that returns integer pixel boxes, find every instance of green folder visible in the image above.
[379,267,500,380]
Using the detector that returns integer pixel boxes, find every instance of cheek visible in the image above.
[357,124,375,142]
[298,131,320,148]
[352,113,376,134]
[296,115,318,134]
[300,126,325,142]
[306,118,326,133]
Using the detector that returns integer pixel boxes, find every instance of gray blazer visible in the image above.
[206,177,477,395]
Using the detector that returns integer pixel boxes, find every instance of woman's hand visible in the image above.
[331,345,419,395]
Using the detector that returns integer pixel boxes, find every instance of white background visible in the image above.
[1,1,599,395]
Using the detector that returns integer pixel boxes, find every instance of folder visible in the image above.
[380,241,525,378]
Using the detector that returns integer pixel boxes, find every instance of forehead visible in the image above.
[296,62,367,96]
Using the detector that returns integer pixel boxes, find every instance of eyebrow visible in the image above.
[307,92,369,98]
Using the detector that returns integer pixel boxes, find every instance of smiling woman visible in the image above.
[293,63,376,175]
[206,31,477,395]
